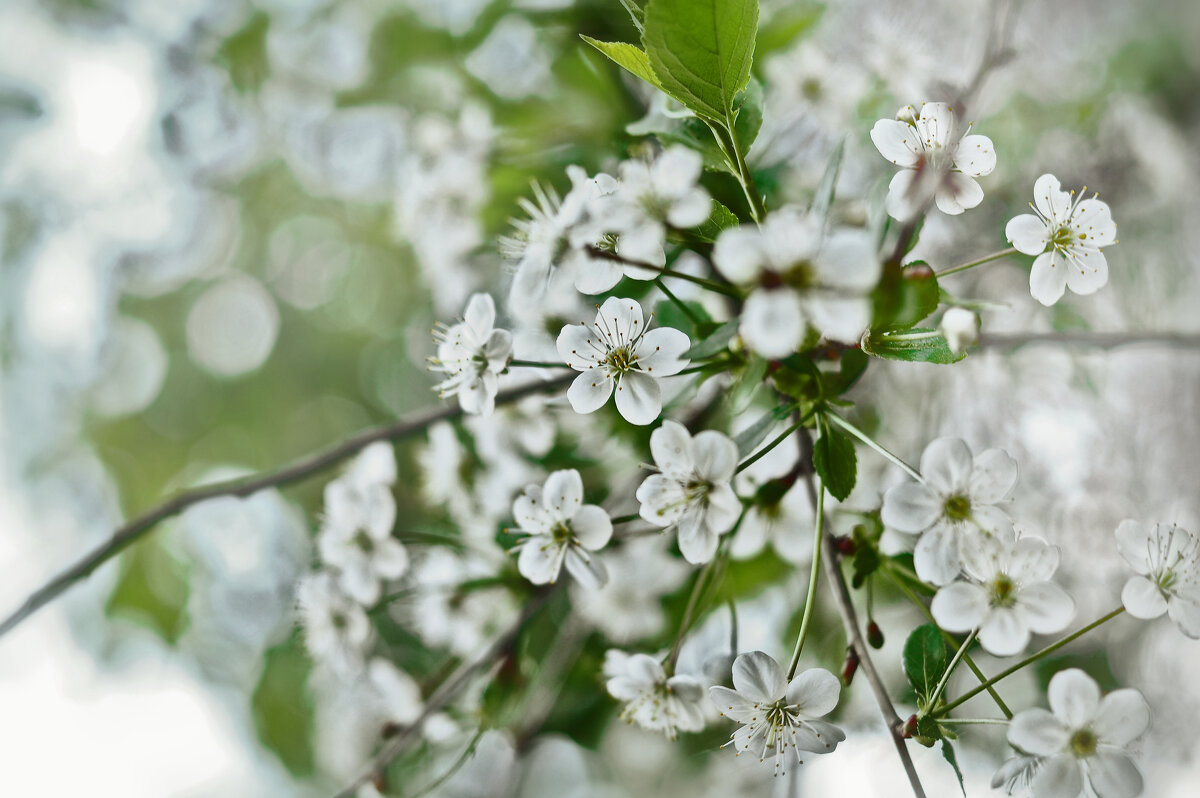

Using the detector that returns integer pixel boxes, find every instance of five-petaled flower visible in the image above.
[931,532,1075,656]
[1116,519,1200,638]
[881,437,1017,585]
[1002,668,1149,798]
[1005,174,1117,306]
[713,206,880,358]
[510,469,612,588]
[604,650,708,740]
[870,101,996,220]
[636,420,742,564]
[429,293,513,415]
[709,651,845,775]
[557,296,690,425]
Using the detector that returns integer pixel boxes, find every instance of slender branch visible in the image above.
[510,359,568,369]
[0,374,575,640]
[585,246,741,298]
[655,278,701,325]
[979,332,1200,350]
[798,430,927,798]
[825,412,923,482]
[332,588,558,798]
[734,407,807,474]
[927,629,976,709]
[935,247,1018,277]
[936,607,1125,716]
[786,483,825,680]
[883,568,1011,718]
[937,717,1009,726]
[665,554,720,673]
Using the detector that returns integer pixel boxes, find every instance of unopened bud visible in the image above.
[902,714,920,739]
[841,648,860,686]
[867,621,885,649]
[834,535,857,557]
[940,307,980,354]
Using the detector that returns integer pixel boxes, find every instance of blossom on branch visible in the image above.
[603,650,707,740]
[636,420,742,564]
[557,296,690,425]
[510,469,612,588]
[429,293,513,415]
[1006,174,1117,306]
[870,101,996,219]
[1116,519,1200,638]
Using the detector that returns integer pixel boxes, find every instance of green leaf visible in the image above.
[862,328,966,364]
[642,0,759,122]
[620,0,646,33]
[689,200,742,243]
[684,319,739,359]
[734,404,793,457]
[914,714,942,747]
[872,261,941,331]
[903,624,950,705]
[581,36,665,91]
[754,2,825,56]
[628,79,762,177]
[810,137,845,226]
[941,739,967,795]
[728,354,767,413]
[654,298,711,338]
[252,636,315,776]
[729,75,764,153]
[813,414,856,501]
[822,348,869,396]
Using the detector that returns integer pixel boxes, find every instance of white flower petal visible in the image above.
[1085,752,1143,798]
[1092,689,1150,747]
[637,327,691,376]
[1166,592,1200,638]
[1006,213,1050,256]
[804,295,873,344]
[740,288,806,359]
[1064,247,1108,296]
[705,484,743,534]
[914,521,961,585]
[870,118,924,168]
[1018,581,1075,635]
[566,371,614,415]
[1008,708,1070,756]
[614,371,663,426]
[1114,519,1151,574]
[637,474,688,527]
[542,469,584,517]
[921,437,974,496]
[709,685,758,723]
[732,651,785,703]
[884,168,921,221]
[691,431,738,483]
[667,189,713,229]
[1048,668,1101,728]
[934,172,984,215]
[881,482,942,533]
[1071,198,1117,247]
[574,260,624,294]
[463,293,495,340]
[677,521,719,564]
[786,668,841,717]
[1121,576,1168,619]
[712,226,765,283]
[969,448,1018,504]
[571,504,612,550]
[931,582,989,632]
[979,607,1031,657]
[564,545,608,589]
[816,229,881,290]
[1032,174,1071,223]
[1029,251,1068,306]
[518,538,563,584]
[557,323,603,370]
[1030,756,1083,798]
[953,134,996,177]
[650,420,695,479]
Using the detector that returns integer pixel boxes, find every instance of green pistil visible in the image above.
[353,530,375,553]
[606,346,633,373]
[551,521,574,545]
[1051,226,1074,251]
[989,574,1017,608]
[1069,728,1098,758]
[944,495,972,521]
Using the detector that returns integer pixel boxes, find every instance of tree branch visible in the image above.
[0,374,574,640]
[978,331,1200,350]
[332,587,559,798]
[798,430,927,798]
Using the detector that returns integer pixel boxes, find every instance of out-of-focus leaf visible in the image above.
[811,137,845,226]
[754,2,825,56]
[813,414,856,501]
[862,328,965,364]
[872,261,941,332]
[252,635,315,777]
[942,739,966,795]
[689,200,742,243]
[734,403,794,458]
[684,319,739,359]
[728,354,767,413]
[620,0,646,33]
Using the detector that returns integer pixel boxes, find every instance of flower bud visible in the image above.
[895,104,919,126]
[867,621,885,649]
[841,648,859,686]
[940,307,980,354]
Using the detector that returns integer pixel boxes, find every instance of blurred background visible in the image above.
[1,0,1200,795]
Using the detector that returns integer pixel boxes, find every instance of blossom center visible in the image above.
[943,495,972,521]
[1050,225,1074,252]
[353,530,376,554]
[1069,728,1098,758]
[605,346,635,374]
[551,521,575,545]
[989,574,1018,607]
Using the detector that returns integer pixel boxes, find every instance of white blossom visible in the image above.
[940,307,979,354]
[871,102,995,217]
[296,572,372,676]
[603,146,712,267]
[870,101,996,219]
[713,207,880,357]
[881,437,1017,585]
[931,533,1075,656]
[510,469,612,588]
[1003,669,1149,798]
[317,442,407,606]
[709,651,845,775]
[556,296,690,426]
[636,420,742,564]
[1115,519,1200,638]
[603,650,707,740]
[1005,174,1117,306]
[429,293,513,415]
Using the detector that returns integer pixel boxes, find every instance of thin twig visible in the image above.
[798,430,927,798]
[0,375,575,640]
[332,588,558,798]
[978,332,1200,350]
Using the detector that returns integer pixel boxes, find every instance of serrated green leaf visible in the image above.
[684,319,739,359]
[903,624,950,704]
[862,327,966,364]
[689,200,742,242]
[813,414,856,501]
[811,138,845,226]
[914,714,942,747]
[581,36,665,90]
[642,0,759,122]
[628,79,762,178]
[942,739,966,795]
[822,348,869,396]
[729,75,764,152]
